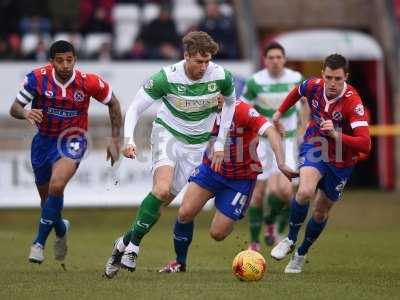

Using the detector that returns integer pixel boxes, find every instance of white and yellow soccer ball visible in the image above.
[232,250,266,281]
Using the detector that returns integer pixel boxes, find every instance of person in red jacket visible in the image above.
[270,54,371,273]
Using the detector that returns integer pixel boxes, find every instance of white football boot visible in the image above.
[121,243,139,272]
[284,252,306,273]
[104,237,125,279]
[271,237,295,260]
[29,243,44,264]
[54,219,70,261]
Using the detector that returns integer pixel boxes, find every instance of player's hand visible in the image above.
[272,111,285,137]
[320,119,338,139]
[123,143,137,159]
[23,109,43,125]
[106,137,120,166]
[211,150,224,172]
[277,163,299,181]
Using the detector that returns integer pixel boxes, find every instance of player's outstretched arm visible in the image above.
[263,126,299,180]
[106,93,122,166]
[9,99,42,125]
[123,88,156,159]
[211,94,235,172]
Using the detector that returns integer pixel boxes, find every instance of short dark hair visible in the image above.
[323,54,348,73]
[49,40,76,59]
[263,42,285,57]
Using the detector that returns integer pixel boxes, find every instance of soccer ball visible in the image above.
[232,250,266,281]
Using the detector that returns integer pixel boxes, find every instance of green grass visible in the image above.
[1,190,400,300]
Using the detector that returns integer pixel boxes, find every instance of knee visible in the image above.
[296,187,315,202]
[313,208,328,222]
[152,183,171,201]
[178,206,194,224]
[209,228,227,241]
[48,178,65,196]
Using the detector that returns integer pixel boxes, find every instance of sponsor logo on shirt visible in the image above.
[45,90,54,98]
[47,107,79,118]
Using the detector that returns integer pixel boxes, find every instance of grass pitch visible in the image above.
[1,190,400,300]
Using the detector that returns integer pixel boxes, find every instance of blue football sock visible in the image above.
[53,194,66,237]
[33,194,63,246]
[287,197,309,244]
[173,220,194,266]
[297,217,327,256]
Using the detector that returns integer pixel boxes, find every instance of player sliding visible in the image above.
[270,54,371,273]
[158,99,298,273]
[9,40,122,265]
[104,31,236,278]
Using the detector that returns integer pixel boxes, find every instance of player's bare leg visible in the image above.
[247,180,267,252]
[118,165,175,272]
[271,166,321,260]
[159,182,213,273]
[209,210,235,241]
[29,158,77,265]
[285,190,334,273]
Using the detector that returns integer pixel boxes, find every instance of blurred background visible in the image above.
[1,0,400,207]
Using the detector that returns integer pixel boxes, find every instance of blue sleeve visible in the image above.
[298,79,309,97]
[17,72,37,104]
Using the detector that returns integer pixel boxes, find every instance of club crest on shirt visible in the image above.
[208,82,217,92]
[332,111,343,121]
[355,104,364,116]
[74,90,85,102]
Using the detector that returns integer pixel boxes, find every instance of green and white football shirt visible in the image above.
[242,68,302,137]
[143,60,235,144]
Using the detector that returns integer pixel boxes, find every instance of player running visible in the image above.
[104,31,236,278]
[158,100,298,273]
[9,40,122,265]
[270,54,371,273]
[242,42,307,250]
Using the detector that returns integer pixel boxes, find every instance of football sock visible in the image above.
[287,197,309,244]
[297,217,327,255]
[264,194,284,225]
[248,206,263,242]
[53,195,66,237]
[173,219,194,265]
[33,194,63,246]
[126,192,163,246]
[277,204,290,234]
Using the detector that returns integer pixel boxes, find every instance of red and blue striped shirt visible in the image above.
[203,100,271,179]
[17,64,112,137]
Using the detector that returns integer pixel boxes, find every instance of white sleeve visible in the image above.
[124,87,156,145]
[214,92,236,151]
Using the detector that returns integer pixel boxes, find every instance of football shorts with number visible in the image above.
[189,163,255,221]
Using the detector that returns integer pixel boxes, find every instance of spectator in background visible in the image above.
[18,0,52,34]
[131,4,180,60]
[80,0,115,34]
[197,0,239,59]
[0,0,20,36]
[48,0,80,32]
